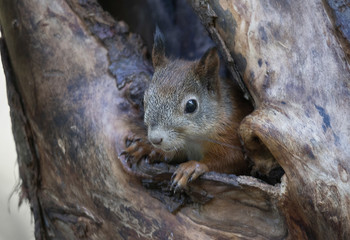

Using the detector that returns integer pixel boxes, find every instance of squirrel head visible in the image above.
[144,28,223,152]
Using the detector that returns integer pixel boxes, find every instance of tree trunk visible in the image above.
[190,1,350,239]
[0,0,349,239]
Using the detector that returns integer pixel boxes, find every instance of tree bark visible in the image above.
[191,0,350,238]
[0,0,349,239]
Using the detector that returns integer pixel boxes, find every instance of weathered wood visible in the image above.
[191,0,350,239]
[0,0,287,239]
[1,0,349,239]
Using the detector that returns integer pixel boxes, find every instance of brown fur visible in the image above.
[201,80,252,175]
[145,42,252,188]
[139,30,253,188]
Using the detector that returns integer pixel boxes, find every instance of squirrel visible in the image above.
[125,28,252,189]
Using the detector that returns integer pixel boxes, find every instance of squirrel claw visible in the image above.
[147,149,162,164]
[173,184,184,194]
[169,178,178,191]
[171,160,209,189]
[122,135,163,166]
[119,151,127,157]
[169,182,184,194]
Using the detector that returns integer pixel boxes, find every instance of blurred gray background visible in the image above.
[0,36,34,239]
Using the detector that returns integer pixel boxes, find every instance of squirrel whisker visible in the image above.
[143,33,252,188]
[187,136,242,151]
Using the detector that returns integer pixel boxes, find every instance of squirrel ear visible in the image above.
[152,26,167,69]
[195,47,220,91]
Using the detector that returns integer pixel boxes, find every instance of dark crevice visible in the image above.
[98,0,214,60]
[254,167,285,185]
[244,134,284,185]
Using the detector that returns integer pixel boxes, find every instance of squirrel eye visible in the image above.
[185,99,197,113]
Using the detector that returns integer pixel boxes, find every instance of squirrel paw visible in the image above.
[171,161,209,190]
[121,136,162,167]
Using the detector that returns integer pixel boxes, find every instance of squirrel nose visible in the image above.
[150,137,163,145]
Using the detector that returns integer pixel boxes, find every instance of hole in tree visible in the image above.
[245,135,284,185]
[98,0,284,185]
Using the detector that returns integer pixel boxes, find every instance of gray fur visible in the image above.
[144,50,234,158]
